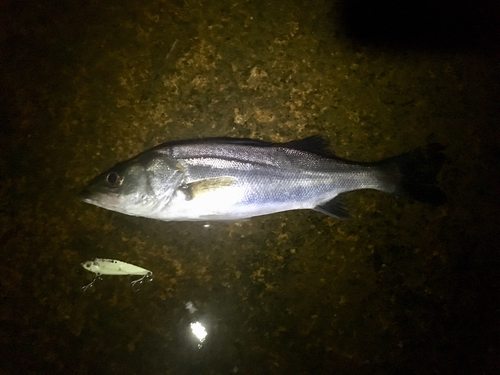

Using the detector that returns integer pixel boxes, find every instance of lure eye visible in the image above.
[106,172,122,188]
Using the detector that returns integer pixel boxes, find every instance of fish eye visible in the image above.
[106,172,122,188]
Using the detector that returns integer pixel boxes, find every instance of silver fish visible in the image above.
[80,136,445,221]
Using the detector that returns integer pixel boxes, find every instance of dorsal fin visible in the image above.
[280,136,335,157]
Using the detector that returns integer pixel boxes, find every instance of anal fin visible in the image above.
[314,195,350,219]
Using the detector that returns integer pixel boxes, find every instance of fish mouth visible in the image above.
[79,188,97,204]
[79,188,122,210]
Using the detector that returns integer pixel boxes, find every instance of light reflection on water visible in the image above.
[186,301,208,348]
[190,321,208,347]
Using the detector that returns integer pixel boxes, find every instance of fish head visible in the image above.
[79,152,184,217]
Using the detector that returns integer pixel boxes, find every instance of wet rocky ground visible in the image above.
[1,0,499,374]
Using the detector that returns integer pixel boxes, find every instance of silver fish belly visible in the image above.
[80,136,445,221]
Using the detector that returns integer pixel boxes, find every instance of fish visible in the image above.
[80,136,445,222]
[81,258,153,292]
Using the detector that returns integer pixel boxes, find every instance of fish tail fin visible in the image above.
[377,143,446,205]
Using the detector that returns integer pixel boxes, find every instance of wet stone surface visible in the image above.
[1,0,499,374]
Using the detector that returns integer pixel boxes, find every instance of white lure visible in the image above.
[81,258,153,292]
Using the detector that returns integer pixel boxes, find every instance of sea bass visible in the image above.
[80,136,445,221]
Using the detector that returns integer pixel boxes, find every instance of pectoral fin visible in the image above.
[180,177,237,201]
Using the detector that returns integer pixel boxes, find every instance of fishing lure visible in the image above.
[81,258,153,292]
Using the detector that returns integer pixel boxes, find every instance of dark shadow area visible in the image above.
[333,0,500,52]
